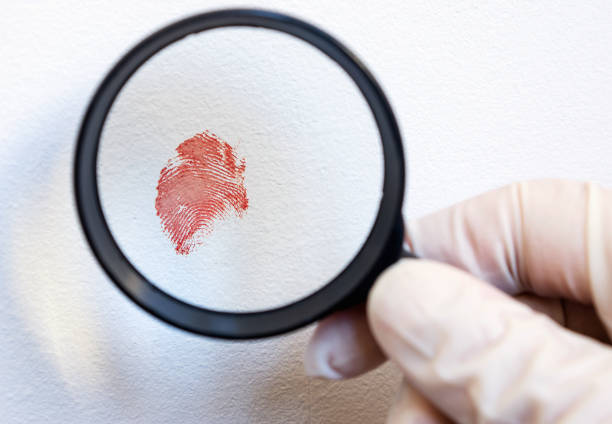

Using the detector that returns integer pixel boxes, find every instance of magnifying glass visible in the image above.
[74,8,414,339]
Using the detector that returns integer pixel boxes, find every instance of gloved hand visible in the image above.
[305,179,612,423]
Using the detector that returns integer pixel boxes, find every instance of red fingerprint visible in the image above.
[155,131,248,255]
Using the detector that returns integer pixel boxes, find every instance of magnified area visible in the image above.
[98,26,384,312]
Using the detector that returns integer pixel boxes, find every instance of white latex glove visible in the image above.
[305,180,612,423]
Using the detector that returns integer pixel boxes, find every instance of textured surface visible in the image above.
[2,1,612,423]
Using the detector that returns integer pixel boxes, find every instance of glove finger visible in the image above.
[368,259,612,423]
[407,179,612,337]
[305,304,386,379]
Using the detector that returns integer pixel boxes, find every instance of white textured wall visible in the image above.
[2,1,612,423]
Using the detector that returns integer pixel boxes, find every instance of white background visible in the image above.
[2,1,612,423]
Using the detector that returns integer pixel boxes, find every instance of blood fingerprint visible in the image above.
[155,131,248,255]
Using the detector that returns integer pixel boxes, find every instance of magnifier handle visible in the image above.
[336,216,418,311]
[401,248,419,259]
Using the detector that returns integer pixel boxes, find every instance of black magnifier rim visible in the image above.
[74,8,405,339]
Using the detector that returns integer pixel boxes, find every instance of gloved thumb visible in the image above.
[368,259,612,423]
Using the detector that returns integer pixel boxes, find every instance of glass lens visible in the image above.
[98,27,383,312]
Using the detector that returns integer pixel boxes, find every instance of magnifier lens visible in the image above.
[97,26,384,313]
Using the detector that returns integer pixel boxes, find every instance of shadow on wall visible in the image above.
[0,94,149,417]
